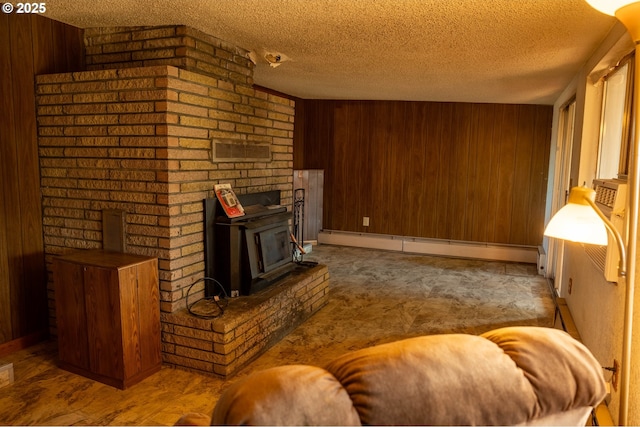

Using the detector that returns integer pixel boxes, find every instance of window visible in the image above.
[596,55,634,179]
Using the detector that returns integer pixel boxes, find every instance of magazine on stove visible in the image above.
[214,183,245,218]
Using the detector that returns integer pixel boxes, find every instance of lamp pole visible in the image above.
[614,3,640,425]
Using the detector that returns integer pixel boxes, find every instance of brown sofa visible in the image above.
[179,326,606,426]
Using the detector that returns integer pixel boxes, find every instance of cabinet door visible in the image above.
[119,264,141,379]
[83,265,124,380]
[54,260,89,370]
[136,259,161,371]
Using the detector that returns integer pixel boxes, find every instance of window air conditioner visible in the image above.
[583,178,627,283]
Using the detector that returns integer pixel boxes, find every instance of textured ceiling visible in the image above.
[42,0,619,104]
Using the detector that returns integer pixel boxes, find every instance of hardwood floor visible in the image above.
[0,245,554,425]
[0,342,222,425]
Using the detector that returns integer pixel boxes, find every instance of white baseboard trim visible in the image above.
[318,230,537,263]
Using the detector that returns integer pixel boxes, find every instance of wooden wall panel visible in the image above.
[0,13,16,343]
[355,103,373,232]
[493,105,518,243]
[12,14,41,337]
[448,103,472,241]
[401,103,427,237]
[470,104,499,242]
[423,103,446,237]
[331,104,350,232]
[511,105,536,244]
[296,100,552,247]
[0,13,84,347]
[435,104,454,239]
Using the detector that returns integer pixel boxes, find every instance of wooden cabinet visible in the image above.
[53,250,161,389]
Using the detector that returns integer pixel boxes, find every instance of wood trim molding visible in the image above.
[0,330,49,358]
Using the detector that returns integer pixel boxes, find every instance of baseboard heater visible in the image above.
[318,230,537,264]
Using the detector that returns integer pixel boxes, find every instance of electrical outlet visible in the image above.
[363,217,370,227]
[612,359,619,391]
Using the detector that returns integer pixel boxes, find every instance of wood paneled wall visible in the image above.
[294,100,552,246]
[0,13,84,348]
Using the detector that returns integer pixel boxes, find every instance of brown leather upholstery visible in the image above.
[197,327,606,426]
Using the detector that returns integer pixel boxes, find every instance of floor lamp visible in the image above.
[547,1,640,425]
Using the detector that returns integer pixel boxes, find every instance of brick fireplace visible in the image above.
[36,25,329,376]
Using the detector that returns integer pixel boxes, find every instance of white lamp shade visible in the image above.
[584,0,639,15]
[544,203,608,245]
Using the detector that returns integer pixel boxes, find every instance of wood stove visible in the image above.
[204,190,296,297]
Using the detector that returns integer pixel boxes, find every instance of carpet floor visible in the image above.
[0,244,554,425]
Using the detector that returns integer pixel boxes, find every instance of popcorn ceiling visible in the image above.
[42,0,617,104]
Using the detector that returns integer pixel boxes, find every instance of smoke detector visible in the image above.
[265,53,282,67]
[264,51,290,68]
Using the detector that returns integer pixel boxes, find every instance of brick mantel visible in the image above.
[36,26,295,335]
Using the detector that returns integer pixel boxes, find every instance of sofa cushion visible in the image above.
[324,333,538,425]
[211,364,361,426]
[481,327,607,416]
[322,327,605,426]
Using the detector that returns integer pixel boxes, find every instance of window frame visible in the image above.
[596,53,635,180]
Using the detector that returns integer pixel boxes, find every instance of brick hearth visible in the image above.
[162,264,329,377]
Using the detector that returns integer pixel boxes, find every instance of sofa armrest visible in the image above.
[211,365,361,426]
